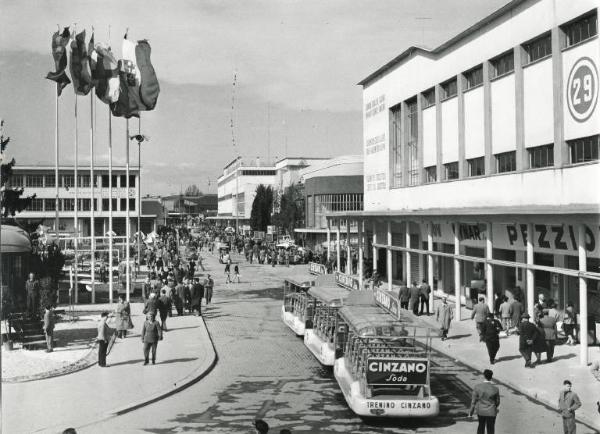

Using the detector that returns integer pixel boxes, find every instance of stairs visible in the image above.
[8,313,47,350]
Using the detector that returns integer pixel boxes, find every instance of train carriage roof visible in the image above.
[339,305,431,337]
[308,285,350,305]
[284,275,316,289]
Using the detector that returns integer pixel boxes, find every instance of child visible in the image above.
[234,264,240,283]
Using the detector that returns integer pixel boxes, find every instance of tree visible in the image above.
[184,184,202,196]
[250,184,274,231]
[272,183,304,235]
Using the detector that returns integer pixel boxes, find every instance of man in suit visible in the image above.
[43,305,55,353]
[409,282,421,315]
[96,311,113,367]
[469,369,500,434]
[539,309,558,362]
[141,312,163,365]
[471,297,490,341]
[419,279,431,315]
[158,289,172,331]
[481,313,502,364]
[192,278,205,315]
[558,380,581,434]
[398,283,410,310]
[518,313,538,368]
[25,273,40,317]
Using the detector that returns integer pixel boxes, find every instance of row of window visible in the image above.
[28,198,136,212]
[307,193,363,228]
[415,10,597,105]
[240,170,276,176]
[10,174,137,188]
[420,136,598,183]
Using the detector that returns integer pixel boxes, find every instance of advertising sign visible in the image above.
[373,288,400,318]
[335,271,360,290]
[366,358,429,386]
[309,262,327,275]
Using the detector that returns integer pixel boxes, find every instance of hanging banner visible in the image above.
[309,262,327,275]
[335,271,360,290]
[373,287,400,318]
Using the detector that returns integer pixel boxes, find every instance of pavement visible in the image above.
[2,301,217,434]
[411,296,600,431]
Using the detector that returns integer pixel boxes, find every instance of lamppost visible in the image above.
[130,133,148,270]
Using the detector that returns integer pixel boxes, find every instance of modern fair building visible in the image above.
[328,0,599,365]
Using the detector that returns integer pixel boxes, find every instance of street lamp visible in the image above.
[130,134,148,270]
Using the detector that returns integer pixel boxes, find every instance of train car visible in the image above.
[333,304,440,417]
[303,285,351,365]
[281,276,316,336]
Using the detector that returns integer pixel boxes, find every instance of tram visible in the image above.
[333,304,440,417]
[303,285,352,365]
[281,276,316,335]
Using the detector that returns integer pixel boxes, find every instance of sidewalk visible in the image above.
[416,299,600,431]
[2,302,217,434]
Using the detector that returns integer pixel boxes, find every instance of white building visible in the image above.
[12,165,140,237]
[327,0,599,365]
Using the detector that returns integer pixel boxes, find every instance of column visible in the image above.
[428,222,434,310]
[326,221,331,261]
[486,222,494,311]
[405,222,412,286]
[336,220,341,272]
[372,221,377,272]
[457,73,466,178]
[454,222,461,321]
[514,45,526,170]
[387,221,392,291]
[483,60,494,175]
[346,219,351,275]
[551,26,566,167]
[358,220,363,289]
[435,84,443,182]
[578,224,588,366]
[526,222,535,318]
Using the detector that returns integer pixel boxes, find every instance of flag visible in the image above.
[88,33,98,87]
[110,37,143,118]
[46,27,71,96]
[136,40,160,110]
[93,43,120,105]
[69,30,93,95]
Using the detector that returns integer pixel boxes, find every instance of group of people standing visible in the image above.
[398,280,432,316]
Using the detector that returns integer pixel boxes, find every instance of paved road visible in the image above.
[86,254,592,433]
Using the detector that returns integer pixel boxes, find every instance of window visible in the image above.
[563,11,597,47]
[444,162,459,180]
[390,104,402,187]
[406,99,419,186]
[496,151,516,173]
[44,199,56,211]
[129,198,136,211]
[102,199,110,211]
[102,175,109,187]
[120,198,127,211]
[468,157,485,176]
[120,175,128,187]
[424,166,437,183]
[491,51,514,78]
[10,175,24,187]
[30,198,44,211]
[523,33,551,63]
[314,194,363,229]
[129,175,136,188]
[306,196,314,227]
[528,144,554,168]
[240,170,276,176]
[441,78,457,100]
[422,88,435,108]
[45,175,55,187]
[62,199,75,211]
[78,199,91,211]
[568,134,599,163]
[112,175,118,187]
[78,175,90,187]
[61,175,74,188]
[26,175,44,188]
[464,66,483,89]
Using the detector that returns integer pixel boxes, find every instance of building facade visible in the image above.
[328,0,599,364]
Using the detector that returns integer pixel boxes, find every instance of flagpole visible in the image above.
[90,93,96,300]
[125,119,131,302]
[74,95,79,305]
[54,84,60,239]
[108,107,113,304]
[137,117,142,274]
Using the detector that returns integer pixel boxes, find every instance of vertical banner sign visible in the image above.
[335,271,360,290]
[309,262,327,275]
[373,287,400,318]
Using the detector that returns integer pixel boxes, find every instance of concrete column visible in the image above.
[483,61,494,175]
[428,222,434,310]
[336,220,341,272]
[400,101,408,187]
[578,224,588,366]
[551,26,566,167]
[514,45,526,170]
[486,222,494,311]
[526,222,535,319]
[372,221,377,272]
[326,222,331,261]
[346,219,351,275]
[405,222,412,286]
[457,74,466,178]
[417,92,424,185]
[454,222,461,321]
[435,84,443,182]
[358,220,364,289]
[387,221,392,291]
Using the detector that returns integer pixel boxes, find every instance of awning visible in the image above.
[1,225,31,253]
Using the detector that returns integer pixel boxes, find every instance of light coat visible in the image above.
[435,303,453,330]
[470,381,500,417]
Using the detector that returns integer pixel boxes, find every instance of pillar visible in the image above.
[526,222,535,319]
[346,219,351,275]
[387,221,392,291]
[486,222,494,311]
[454,222,461,321]
[336,220,341,272]
[326,222,331,261]
[578,224,588,366]
[372,221,377,272]
[428,222,434,310]
[358,220,364,289]
[405,222,412,286]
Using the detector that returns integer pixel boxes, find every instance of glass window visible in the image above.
[45,175,55,187]
[62,175,74,188]
[44,199,56,211]
[10,175,24,187]
[496,151,517,173]
[523,33,551,63]
[491,51,514,78]
[465,66,483,89]
[441,78,457,99]
[563,11,597,47]
[424,166,437,183]
[422,88,435,108]
[120,198,127,211]
[528,144,554,168]
[568,135,599,163]
[30,198,44,211]
[62,199,75,211]
[78,199,91,211]
[468,157,485,176]
[112,175,118,187]
[78,175,90,187]
[102,175,109,187]
[120,175,127,187]
[390,104,402,188]
[102,198,110,211]
[129,198,136,211]
[444,162,459,180]
[129,175,136,188]
[26,175,44,187]
[406,99,419,186]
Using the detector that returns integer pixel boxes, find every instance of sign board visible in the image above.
[366,358,429,386]
[267,225,275,235]
[373,288,400,319]
[309,262,327,275]
[335,271,360,291]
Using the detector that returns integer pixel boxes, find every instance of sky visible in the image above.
[0,0,508,196]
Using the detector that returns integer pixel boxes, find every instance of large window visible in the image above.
[468,157,485,176]
[464,66,483,89]
[78,175,90,187]
[44,199,56,211]
[26,175,44,188]
[563,11,597,47]
[314,194,363,229]
[45,175,55,187]
[569,134,599,163]
[61,175,74,188]
[406,99,419,186]
[129,198,136,211]
[496,151,516,173]
[390,104,402,188]
[491,51,514,78]
[529,144,554,168]
[102,199,110,211]
[129,175,136,188]
[10,175,24,187]
[120,198,127,211]
[422,88,435,108]
[241,170,276,176]
[78,199,91,211]
[102,175,109,187]
[444,162,459,180]
[424,166,437,183]
[62,199,75,211]
[306,195,314,227]
[523,33,551,63]
[441,78,457,100]
[30,198,44,211]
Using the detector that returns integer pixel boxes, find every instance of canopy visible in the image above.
[284,275,315,289]
[308,285,350,306]
[339,305,430,336]
[1,225,31,253]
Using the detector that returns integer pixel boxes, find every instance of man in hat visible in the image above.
[471,297,491,341]
[481,312,503,364]
[435,295,453,340]
[518,313,538,368]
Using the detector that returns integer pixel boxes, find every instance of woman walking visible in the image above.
[114,294,133,338]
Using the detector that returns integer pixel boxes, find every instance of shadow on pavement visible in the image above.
[445,333,471,340]
[495,354,522,362]
[156,357,198,365]
[109,358,145,367]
